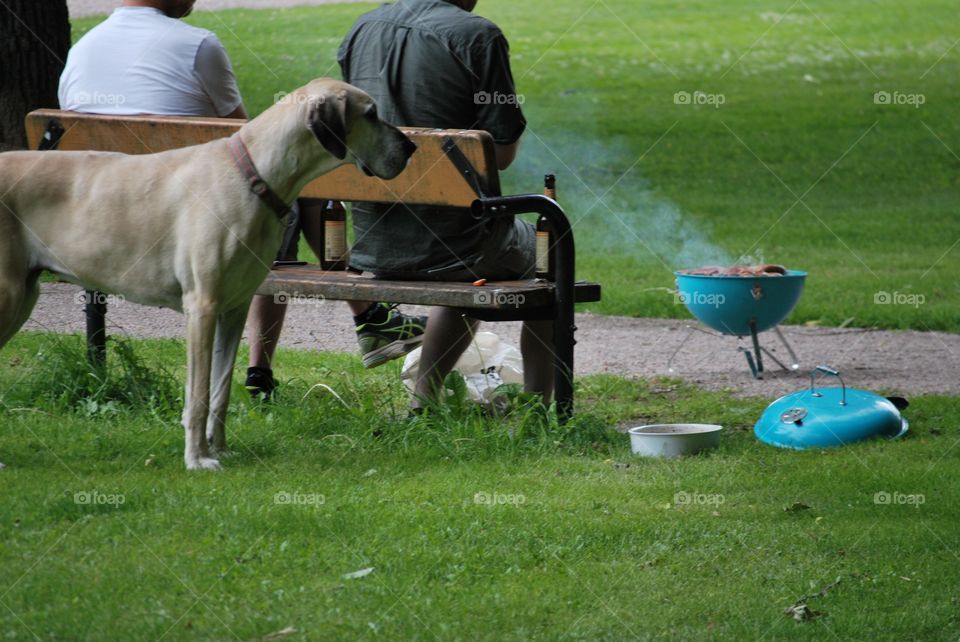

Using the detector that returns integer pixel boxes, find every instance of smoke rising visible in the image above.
[505,130,734,271]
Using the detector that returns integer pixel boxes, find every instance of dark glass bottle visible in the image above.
[320,200,347,270]
[535,174,556,279]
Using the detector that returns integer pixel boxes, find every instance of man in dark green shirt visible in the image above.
[339,0,554,407]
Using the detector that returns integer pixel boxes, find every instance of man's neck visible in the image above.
[440,0,476,12]
[121,1,189,19]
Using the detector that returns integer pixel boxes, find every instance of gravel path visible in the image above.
[67,0,374,19]
[23,283,960,399]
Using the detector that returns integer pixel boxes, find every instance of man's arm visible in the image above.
[474,34,526,169]
[195,35,245,118]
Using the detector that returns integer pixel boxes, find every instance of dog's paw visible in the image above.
[185,457,222,471]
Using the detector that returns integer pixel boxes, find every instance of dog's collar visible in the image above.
[227,134,292,220]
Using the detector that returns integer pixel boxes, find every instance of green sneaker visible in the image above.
[356,304,428,368]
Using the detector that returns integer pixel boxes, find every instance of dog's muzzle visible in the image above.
[402,137,417,159]
[359,135,417,177]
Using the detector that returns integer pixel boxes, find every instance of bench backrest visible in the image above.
[24,109,500,208]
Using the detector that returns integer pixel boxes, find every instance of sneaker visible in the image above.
[356,304,428,369]
[245,366,277,400]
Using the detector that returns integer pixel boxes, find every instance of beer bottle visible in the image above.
[535,174,556,279]
[320,200,347,270]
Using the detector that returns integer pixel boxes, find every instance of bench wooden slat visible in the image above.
[255,266,601,310]
[24,109,499,208]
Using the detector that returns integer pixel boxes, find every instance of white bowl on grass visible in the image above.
[628,424,723,458]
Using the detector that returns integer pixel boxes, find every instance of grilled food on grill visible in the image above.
[680,264,787,277]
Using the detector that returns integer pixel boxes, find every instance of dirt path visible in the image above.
[67,0,374,19]
[23,283,960,399]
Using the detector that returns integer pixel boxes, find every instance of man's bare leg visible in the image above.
[521,319,554,402]
[247,294,286,369]
[412,307,478,408]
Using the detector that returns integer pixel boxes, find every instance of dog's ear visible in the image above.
[308,92,349,160]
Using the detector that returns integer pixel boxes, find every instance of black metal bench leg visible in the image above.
[550,203,577,422]
[554,313,575,421]
[471,194,578,421]
[85,291,107,367]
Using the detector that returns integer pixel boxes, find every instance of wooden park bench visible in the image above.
[25,109,601,417]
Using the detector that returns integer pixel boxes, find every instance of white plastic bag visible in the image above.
[401,331,523,410]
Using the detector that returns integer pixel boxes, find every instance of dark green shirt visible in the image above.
[338,0,526,275]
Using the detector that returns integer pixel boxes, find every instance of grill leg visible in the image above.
[773,326,800,370]
[742,348,760,379]
[749,320,763,379]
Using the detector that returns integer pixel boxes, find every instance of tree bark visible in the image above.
[0,1,71,151]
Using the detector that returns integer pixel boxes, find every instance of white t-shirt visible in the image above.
[58,7,243,117]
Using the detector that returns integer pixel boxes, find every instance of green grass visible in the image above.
[71,0,960,331]
[2,331,960,640]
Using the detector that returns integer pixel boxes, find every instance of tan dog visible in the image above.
[0,79,416,470]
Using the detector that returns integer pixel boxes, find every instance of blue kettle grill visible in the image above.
[673,270,807,378]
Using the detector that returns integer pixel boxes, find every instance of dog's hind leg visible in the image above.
[206,305,248,454]
[182,300,222,471]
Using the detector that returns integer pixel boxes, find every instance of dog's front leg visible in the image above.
[183,302,222,471]
[206,305,249,454]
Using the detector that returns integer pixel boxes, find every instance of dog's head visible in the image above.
[298,79,416,180]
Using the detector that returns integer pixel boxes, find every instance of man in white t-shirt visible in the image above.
[59,0,246,119]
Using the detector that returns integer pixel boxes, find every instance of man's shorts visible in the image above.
[373,218,536,282]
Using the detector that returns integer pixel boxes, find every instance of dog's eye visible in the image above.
[364,105,378,121]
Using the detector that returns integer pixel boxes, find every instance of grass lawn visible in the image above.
[68,0,960,331]
[1,332,959,640]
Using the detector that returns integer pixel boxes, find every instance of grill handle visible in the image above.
[810,365,847,406]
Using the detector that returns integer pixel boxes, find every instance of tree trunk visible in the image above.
[0,1,71,151]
